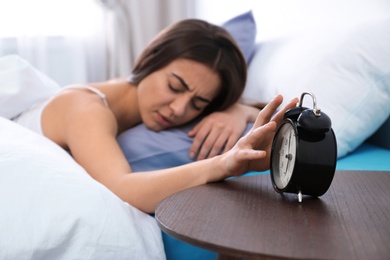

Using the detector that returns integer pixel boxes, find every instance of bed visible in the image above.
[1,11,389,260]
[119,12,390,259]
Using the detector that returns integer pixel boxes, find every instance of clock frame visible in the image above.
[270,92,337,201]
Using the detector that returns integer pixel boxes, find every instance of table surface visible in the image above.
[155,170,390,260]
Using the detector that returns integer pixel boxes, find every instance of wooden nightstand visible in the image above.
[156,170,390,259]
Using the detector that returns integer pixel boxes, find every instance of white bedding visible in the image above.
[0,55,60,119]
[0,117,165,259]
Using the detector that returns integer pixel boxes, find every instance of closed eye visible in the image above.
[191,96,211,111]
[191,100,202,111]
[168,83,181,93]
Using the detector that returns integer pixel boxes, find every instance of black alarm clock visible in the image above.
[270,92,337,202]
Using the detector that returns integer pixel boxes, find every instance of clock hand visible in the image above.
[285,153,292,174]
[287,131,292,153]
[284,156,290,175]
[284,132,293,174]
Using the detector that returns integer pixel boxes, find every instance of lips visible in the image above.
[155,112,172,127]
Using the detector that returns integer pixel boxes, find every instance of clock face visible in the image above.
[272,121,297,190]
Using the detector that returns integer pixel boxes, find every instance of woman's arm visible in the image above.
[45,91,297,213]
[116,95,297,213]
[112,119,277,213]
[188,102,260,160]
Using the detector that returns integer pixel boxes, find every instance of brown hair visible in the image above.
[129,19,247,115]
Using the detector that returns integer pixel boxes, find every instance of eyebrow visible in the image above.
[172,73,212,103]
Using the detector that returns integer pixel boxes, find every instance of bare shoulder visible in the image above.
[42,87,132,184]
[42,89,118,149]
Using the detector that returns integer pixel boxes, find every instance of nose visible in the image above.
[169,96,188,118]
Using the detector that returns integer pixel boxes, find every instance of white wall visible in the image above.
[194,0,390,41]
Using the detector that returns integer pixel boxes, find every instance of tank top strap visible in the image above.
[62,84,109,106]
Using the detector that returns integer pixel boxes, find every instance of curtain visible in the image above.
[97,0,193,79]
[0,0,106,86]
[0,0,192,86]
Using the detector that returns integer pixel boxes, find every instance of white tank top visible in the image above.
[12,84,108,135]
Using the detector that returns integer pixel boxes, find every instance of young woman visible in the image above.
[13,19,298,213]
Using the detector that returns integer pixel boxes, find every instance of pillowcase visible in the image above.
[118,121,197,171]
[241,19,390,158]
[0,55,60,119]
[0,117,165,259]
[118,120,252,172]
[222,10,257,64]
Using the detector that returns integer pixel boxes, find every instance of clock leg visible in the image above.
[298,190,302,202]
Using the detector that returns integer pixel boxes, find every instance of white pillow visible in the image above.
[242,19,390,158]
[0,117,165,259]
[0,55,60,119]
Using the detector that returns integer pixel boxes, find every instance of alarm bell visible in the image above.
[291,92,332,133]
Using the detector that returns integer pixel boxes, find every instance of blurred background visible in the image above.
[1,0,389,86]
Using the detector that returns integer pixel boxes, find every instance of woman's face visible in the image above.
[137,58,221,131]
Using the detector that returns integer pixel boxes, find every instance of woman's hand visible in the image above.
[188,103,259,160]
[220,95,299,177]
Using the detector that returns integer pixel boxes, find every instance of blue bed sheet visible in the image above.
[336,143,390,171]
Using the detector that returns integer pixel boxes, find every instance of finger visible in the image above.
[253,95,283,128]
[244,121,277,146]
[187,120,204,137]
[271,97,299,126]
[196,128,221,160]
[237,149,267,161]
[205,130,234,159]
[189,124,211,159]
[222,130,242,154]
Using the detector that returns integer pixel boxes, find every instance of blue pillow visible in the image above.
[222,10,257,64]
[118,121,196,172]
[118,120,252,172]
